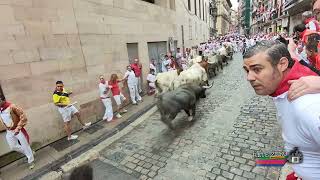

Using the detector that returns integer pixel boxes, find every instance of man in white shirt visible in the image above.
[243,40,320,180]
[123,66,142,105]
[161,55,171,72]
[147,69,156,94]
[98,75,114,122]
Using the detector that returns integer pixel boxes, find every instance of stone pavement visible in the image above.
[70,53,288,180]
[0,93,156,180]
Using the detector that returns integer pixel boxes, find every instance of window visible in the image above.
[189,19,192,40]
[141,0,155,3]
[202,0,204,21]
[195,21,197,39]
[194,0,197,15]
[188,0,191,11]
[199,0,201,18]
[205,3,207,22]
[170,0,175,10]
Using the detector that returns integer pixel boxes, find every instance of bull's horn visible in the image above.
[202,82,214,89]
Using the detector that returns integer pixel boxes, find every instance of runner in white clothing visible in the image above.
[243,40,320,180]
[123,66,142,105]
[98,75,114,122]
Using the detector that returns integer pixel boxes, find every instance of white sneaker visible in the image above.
[121,109,128,113]
[29,162,35,169]
[116,114,122,118]
[83,122,91,129]
[67,135,78,141]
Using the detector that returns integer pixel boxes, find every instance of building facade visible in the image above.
[229,9,239,33]
[250,0,288,35]
[249,0,312,35]
[239,0,251,35]
[0,0,213,162]
[284,0,312,33]
[216,0,232,35]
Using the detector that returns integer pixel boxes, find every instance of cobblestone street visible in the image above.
[88,53,285,180]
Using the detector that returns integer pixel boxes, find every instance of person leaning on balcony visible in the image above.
[0,94,35,169]
[53,81,91,141]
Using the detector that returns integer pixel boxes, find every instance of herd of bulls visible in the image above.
[155,46,235,129]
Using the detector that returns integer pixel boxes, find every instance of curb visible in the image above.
[22,103,157,180]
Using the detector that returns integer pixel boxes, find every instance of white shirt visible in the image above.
[161,59,171,72]
[295,47,309,64]
[147,73,156,83]
[176,52,182,59]
[124,70,137,85]
[273,92,320,180]
[99,82,111,98]
[0,108,13,128]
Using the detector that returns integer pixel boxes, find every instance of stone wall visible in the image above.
[0,0,210,156]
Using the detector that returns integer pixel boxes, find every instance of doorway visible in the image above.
[147,42,167,73]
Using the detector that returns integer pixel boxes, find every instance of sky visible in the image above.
[230,0,239,10]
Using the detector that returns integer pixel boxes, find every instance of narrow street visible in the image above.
[86,53,284,180]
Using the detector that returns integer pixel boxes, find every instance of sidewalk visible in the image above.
[0,94,157,180]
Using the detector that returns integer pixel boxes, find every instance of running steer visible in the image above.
[157,83,213,129]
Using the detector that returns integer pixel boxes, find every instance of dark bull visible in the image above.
[156,82,213,129]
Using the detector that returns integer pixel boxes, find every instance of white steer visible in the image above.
[171,63,208,90]
[155,70,180,94]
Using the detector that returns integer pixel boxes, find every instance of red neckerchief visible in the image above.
[0,101,11,112]
[270,60,318,97]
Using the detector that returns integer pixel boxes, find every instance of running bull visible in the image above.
[157,82,213,129]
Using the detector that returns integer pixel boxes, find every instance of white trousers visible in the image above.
[128,84,142,104]
[136,77,142,93]
[101,98,113,121]
[6,130,34,164]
